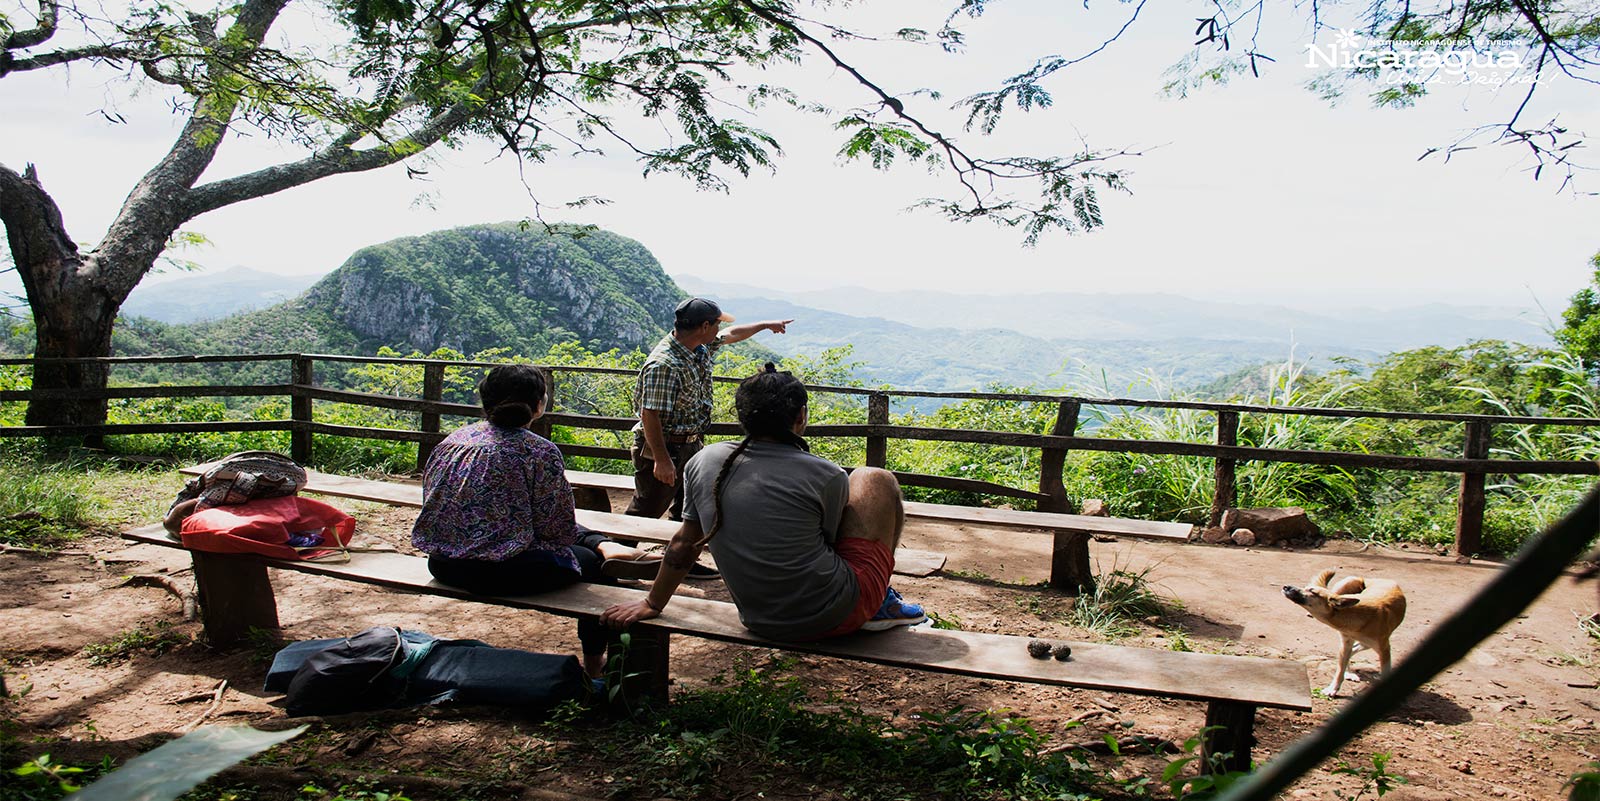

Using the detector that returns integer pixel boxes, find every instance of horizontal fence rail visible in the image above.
[3,353,1597,556]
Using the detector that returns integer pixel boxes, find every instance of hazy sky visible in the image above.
[2,0,1595,313]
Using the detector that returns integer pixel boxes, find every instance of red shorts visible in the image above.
[816,537,895,638]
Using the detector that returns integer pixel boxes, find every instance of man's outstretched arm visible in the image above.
[717,318,793,345]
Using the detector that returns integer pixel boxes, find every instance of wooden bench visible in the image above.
[565,469,1194,590]
[121,523,1311,774]
[177,464,948,577]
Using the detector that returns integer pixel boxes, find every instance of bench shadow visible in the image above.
[942,571,1050,592]
[1162,610,1245,641]
[1383,685,1474,725]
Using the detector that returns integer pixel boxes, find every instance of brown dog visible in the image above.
[1282,570,1406,697]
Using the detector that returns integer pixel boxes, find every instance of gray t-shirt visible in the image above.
[682,440,856,640]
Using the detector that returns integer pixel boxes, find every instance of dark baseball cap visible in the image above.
[675,297,735,326]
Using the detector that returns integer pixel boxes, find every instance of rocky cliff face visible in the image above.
[298,223,681,355]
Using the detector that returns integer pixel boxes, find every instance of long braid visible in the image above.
[696,363,809,547]
[697,436,752,547]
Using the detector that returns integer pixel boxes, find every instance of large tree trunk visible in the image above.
[0,163,127,430]
[0,0,291,430]
[28,290,117,430]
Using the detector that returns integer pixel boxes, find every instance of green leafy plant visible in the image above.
[83,622,189,666]
[296,779,411,801]
[1068,563,1172,640]
[7,754,92,800]
[1566,760,1600,801]
[1158,728,1252,799]
[1330,752,1408,799]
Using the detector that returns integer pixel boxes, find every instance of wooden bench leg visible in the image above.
[191,552,279,648]
[1049,531,1094,595]
[572,486,611,513]
[605,626,671,710]
[1202,701,1257,775]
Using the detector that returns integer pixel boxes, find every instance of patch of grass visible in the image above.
[294,779,412,801]
[0,456,173,548]
[1163,627,1194,652]
[927,611,964,630]
[608,657,1107,800]
[1582,614,1600,645]
[83,622,189,666]
[1067,564,1173,640]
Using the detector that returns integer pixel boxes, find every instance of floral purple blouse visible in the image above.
[411,422,581,572]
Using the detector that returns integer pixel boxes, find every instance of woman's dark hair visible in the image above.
[701,363,808,545]
[477,365,546,429]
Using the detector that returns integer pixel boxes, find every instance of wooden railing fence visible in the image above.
[2,352,1599,558]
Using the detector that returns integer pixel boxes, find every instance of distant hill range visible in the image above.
[675,277,1551,393]
[103,226,1556,396]
[677,277,1551,353]
[124,267,321,323]
[118,223,683,358]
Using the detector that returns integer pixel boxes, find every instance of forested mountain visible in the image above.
[115,223,683,358]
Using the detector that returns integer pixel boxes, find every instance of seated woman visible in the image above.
[601,363,925,640]
[412,364,659,679]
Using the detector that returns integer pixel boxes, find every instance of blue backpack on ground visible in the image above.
[269,627,586,716]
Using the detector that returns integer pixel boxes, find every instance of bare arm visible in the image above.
[717,318,793,345]
[600,519,706,627]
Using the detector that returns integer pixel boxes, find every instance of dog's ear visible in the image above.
[1331,596,1361,608]
[1313,569,1337,588]
[1329,576,1366,595]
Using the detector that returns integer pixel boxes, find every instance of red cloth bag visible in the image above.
[180,495,356,560]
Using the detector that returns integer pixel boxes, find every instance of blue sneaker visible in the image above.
[861,586,928,631]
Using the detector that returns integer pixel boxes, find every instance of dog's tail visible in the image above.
[1313,568,1337,588]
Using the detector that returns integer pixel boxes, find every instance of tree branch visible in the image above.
[0,43,143,77]
[91,0,292,295]
[180,77,489,219]
[2,0,59,50]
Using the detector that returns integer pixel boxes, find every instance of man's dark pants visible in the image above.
[623,439,703,521]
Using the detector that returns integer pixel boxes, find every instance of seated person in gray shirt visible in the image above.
[600,363,926,640]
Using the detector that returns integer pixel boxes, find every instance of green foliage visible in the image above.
[4,754,113,801]
[620,658,1103,800]
[1567,761,1600,801]
[1065,563,1173,640]
[295,780,410,801]
[1330,752,1409,800]
[892,389,1056,507]
[1158,729,1251,799]
[1557,252,1600,374]
[0,464,95,541]
[83,622,190,666]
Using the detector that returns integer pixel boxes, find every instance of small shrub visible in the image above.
[1068,564,1172,639]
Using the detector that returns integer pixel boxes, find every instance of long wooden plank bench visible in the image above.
[565,469,1194,590]
[121,523,1311,774]
[177,464,948,577]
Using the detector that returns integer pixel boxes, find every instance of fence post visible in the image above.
[1043,401,1090,594]
[530,367,555,440]
[1453,421,1492,560]
[416,362,446,472]
[1209,411,1240,528]
[865,392,889,468]
[290,356,313,464]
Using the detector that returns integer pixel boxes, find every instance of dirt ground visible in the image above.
[4,483,1599,800]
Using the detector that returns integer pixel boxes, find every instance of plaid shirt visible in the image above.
[633,334,723,438]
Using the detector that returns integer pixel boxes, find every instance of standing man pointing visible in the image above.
[625,298,794,569]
